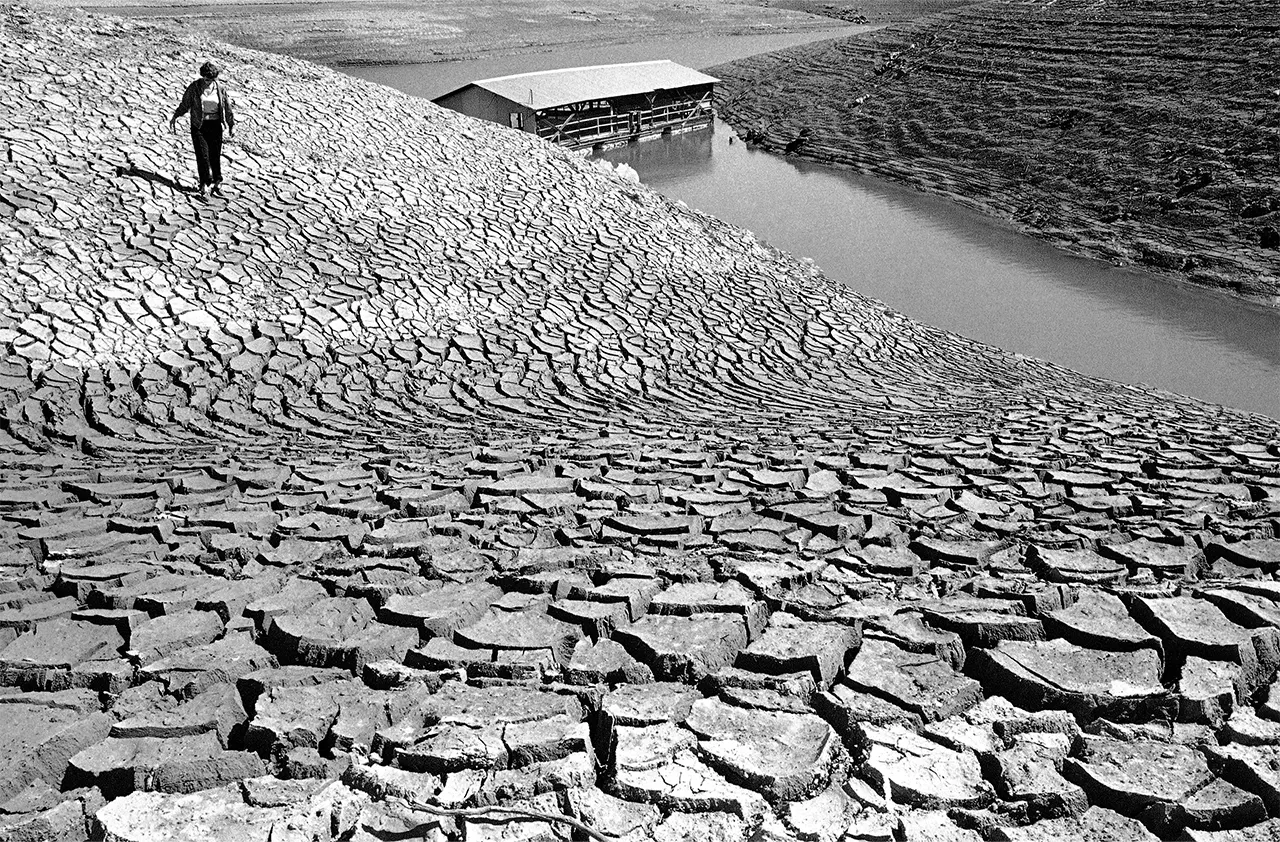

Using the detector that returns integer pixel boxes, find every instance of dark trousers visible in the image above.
[191,121,223,186]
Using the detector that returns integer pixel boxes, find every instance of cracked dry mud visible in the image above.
[1,3,1280,841]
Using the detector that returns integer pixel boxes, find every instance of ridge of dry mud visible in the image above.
[2,4,1280,842]
[711,0,1280,306]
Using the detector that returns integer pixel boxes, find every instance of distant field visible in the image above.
[713,0,1280,304]
[769,0,980,25]
[27,0,838,65]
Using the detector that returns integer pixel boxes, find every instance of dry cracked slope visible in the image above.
[711,0,1280,305]
[2,4,1280,842]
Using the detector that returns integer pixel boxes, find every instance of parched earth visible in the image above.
[2,4,1280,842]
[711,0,1280,305]
[26,0,840,66]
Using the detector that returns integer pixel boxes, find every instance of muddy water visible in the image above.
[344,40,1280,420]
[597,124,1280,418]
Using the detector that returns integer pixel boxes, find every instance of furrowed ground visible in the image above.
[1,4,1280,842]
[712,0,1280,304]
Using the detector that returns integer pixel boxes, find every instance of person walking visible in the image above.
[169,61,235,198]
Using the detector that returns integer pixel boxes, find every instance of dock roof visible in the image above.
[435,60,719,111]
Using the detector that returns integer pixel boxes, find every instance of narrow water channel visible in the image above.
[344,36,1280,420]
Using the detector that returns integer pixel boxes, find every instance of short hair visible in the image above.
[199,61,220,79]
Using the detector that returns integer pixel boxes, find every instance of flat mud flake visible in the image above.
[1131,596,1280,693]
[968,639,1168,722]
[1027,546,1126,585]
[548,598,631,639]
[244,578,329,631]
[564,786,660,839]
[94,784,291,842]
[0,799,87,841]
[142,636,278,699]
[989,806,1158,841]
[565,637,654,685]
[476,473,574,498]
[1043,590,1163,655]
[1198,574,1280,622]
[244,680,358,755]
[919,606,1045,648]
[1178,656,1244,726]
[1207,539,1280,572]
[503,713,591,767]
[613,613,749,683]
[815,681,924,735]
[648,580,768,638]
[613,746,767,823]
[865,612,966,670]
[995,732,1086,819]
[127,610,225,666]
[1202,743,1280,815]
[1100,539,1203,576]
[111,682,246,745]
[909,537,1003,567]
[585,577,663,622]
[1062,736,1214,834]
[0,702,113,802]
[861,723,992,809]
[431,681,582,728]
[783,782,861,841]
[0,617,124,685]
[68,732,265,797]
[1180,777,1267,832]
[684,697,842,802]
[379,582,501,637]
[266,597,411,671]
[735,611,859,689]
[453,608,581,665]
[898,812,983,841]
[396,722,508,773]
[844,638,982,722]
[0,595,79,631]
[1222,707,1280,746]
[612,722,698,773]
[601,682,702,727]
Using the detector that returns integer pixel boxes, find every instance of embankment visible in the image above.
[1,5,1280,842]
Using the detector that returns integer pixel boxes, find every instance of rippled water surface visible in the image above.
[346,40,1280,420]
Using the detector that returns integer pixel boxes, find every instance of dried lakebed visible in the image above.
[2,5,1280,842]
[711,0,1280,306]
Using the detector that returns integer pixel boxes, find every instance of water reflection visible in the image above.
[601,122,1280,419]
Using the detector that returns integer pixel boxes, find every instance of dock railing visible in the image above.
[535,95,713,149]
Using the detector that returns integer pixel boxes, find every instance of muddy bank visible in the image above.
[711,0,1280,306]
[769,0,980,26]
[27,0,840,66]
[4,3,1280,841]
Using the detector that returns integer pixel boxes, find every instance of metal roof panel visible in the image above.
[435,60,718,110]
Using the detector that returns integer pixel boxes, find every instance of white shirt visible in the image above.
[200,81,221,117]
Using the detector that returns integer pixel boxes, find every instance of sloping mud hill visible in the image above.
[712,0,1280,305]
[2,4,1280,842]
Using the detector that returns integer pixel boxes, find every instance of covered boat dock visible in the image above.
[433,60,718,151]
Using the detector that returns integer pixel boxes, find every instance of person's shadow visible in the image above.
[115,163,195,193]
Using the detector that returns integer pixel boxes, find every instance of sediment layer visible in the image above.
[712,0,1280,304]
[1,4,1280,841]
